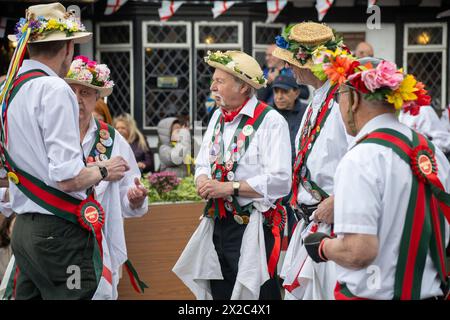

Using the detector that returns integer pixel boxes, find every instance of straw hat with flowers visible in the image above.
[273,22,345,70]
[8,2,91,43]
[204,50,267,89]
[65,56,114,98]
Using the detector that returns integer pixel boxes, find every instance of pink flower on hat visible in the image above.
[376,61,404,90]
[361,61,404,92]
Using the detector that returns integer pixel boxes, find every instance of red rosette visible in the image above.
[410,145,437,183]
[77,198,105,232]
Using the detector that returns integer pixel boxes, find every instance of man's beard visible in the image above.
[211,92,226,108]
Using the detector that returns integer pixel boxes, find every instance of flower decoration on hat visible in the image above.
[316,49,431,115]
[204,50,267,87]
[275,24,346,67]
[66,55,114,89]
[14,13,86,42]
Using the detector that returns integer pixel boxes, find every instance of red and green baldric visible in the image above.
[0,69,110,285]
[290,85,338,207]
[203,101,286,277]
[336,128,450,300]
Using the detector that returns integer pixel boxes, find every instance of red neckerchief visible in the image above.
[221,98,250,122]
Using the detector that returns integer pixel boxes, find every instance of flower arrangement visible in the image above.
[316,49,431,115]
[66,55,114,89]
[142,174,202,203]
[14,14,86,41]
[275,24,346,67]
[148,171,181,195]
[204,50,267,86]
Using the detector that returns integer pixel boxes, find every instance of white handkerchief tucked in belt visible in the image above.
[172,217,222,300]
[297,222,336,300]
[231,208,269,300]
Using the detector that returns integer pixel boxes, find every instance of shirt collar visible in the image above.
[19,59,59,77]
[312,80,332,109]
[235,95,259,119]
[349,113,399,149]
[82,116,98,145]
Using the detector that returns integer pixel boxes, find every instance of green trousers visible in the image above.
[11,213,97,300]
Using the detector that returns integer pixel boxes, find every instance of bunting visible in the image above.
[104,0,128,15]
[266,0,287,23]
[315,0,334,22]
[212,1,236,19]
[159,1,185,22]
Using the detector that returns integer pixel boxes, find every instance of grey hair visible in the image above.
[233,77,256,98]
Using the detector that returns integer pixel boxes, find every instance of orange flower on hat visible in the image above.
[323,55,354,85]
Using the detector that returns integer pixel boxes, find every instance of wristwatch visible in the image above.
[99,166,108,180]
[232,181,240,197]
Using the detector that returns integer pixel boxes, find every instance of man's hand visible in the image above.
[304,232,331,263]
[137,162,146,170]
[313,195,334,224]
[127,177,148,209]
[100,156,130,182]
[198,180,232,200]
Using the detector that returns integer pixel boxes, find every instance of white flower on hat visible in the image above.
[95,64,111,83]
[226,61,236,69]
[76,69,93,83]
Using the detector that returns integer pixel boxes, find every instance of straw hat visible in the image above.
[273,22,338,70]
[204,50,267,89]
[65,56,114,98]
[8,2,91,43]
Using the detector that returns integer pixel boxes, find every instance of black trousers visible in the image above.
[11,213,97,300]
[210,214,282,300]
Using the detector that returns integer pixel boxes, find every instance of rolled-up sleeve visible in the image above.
[42,81,85,182]
[195,111,219,183]
[246,112,292,206]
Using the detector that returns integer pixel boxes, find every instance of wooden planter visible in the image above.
[117,201,205,300]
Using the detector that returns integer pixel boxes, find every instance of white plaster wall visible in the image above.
[329,23,396,62]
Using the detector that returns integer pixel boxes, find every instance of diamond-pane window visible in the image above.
[99,25,130,45]
[408,27,443,46]
[254,26,281,45]
[144,48,190,127]
[99,51,131,116]
[407,52,443,109]
[198,25,238,44]
[196,49,215,126]
[147,25,187,44]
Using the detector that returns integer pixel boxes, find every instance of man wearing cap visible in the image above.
[272,22,351,300]
[63,56,148,299]
[1,3,129,299]
[272,74,307,259]
[304,55,450,300]
[173,50,291,300]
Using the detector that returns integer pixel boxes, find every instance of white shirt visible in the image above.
[82,117,148,299]
[195,95,292,208]
[399,106,450,153]
[439,106,450,133]
[7,60,86,215]
[295,80,351,205]
[334,113,450,299]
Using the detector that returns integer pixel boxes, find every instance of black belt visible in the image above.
[293,204,318,224]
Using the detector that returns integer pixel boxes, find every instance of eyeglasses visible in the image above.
[333,89,351,101]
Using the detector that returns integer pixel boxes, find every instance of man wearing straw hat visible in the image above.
[64,55,149,299]
[304,54,449,300]
[0,3,129,299]
[272,22,351,300]
[173,50,292,300]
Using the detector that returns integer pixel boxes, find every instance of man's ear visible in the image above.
[351,90,360,112]
[65,40,74,58]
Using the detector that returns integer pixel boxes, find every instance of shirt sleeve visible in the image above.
[416,107,450,153]
[246,111,292,206]
[41,80,85,182]
[195,110,220,182]
[333,146,382,235]
[117,134,148,217]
